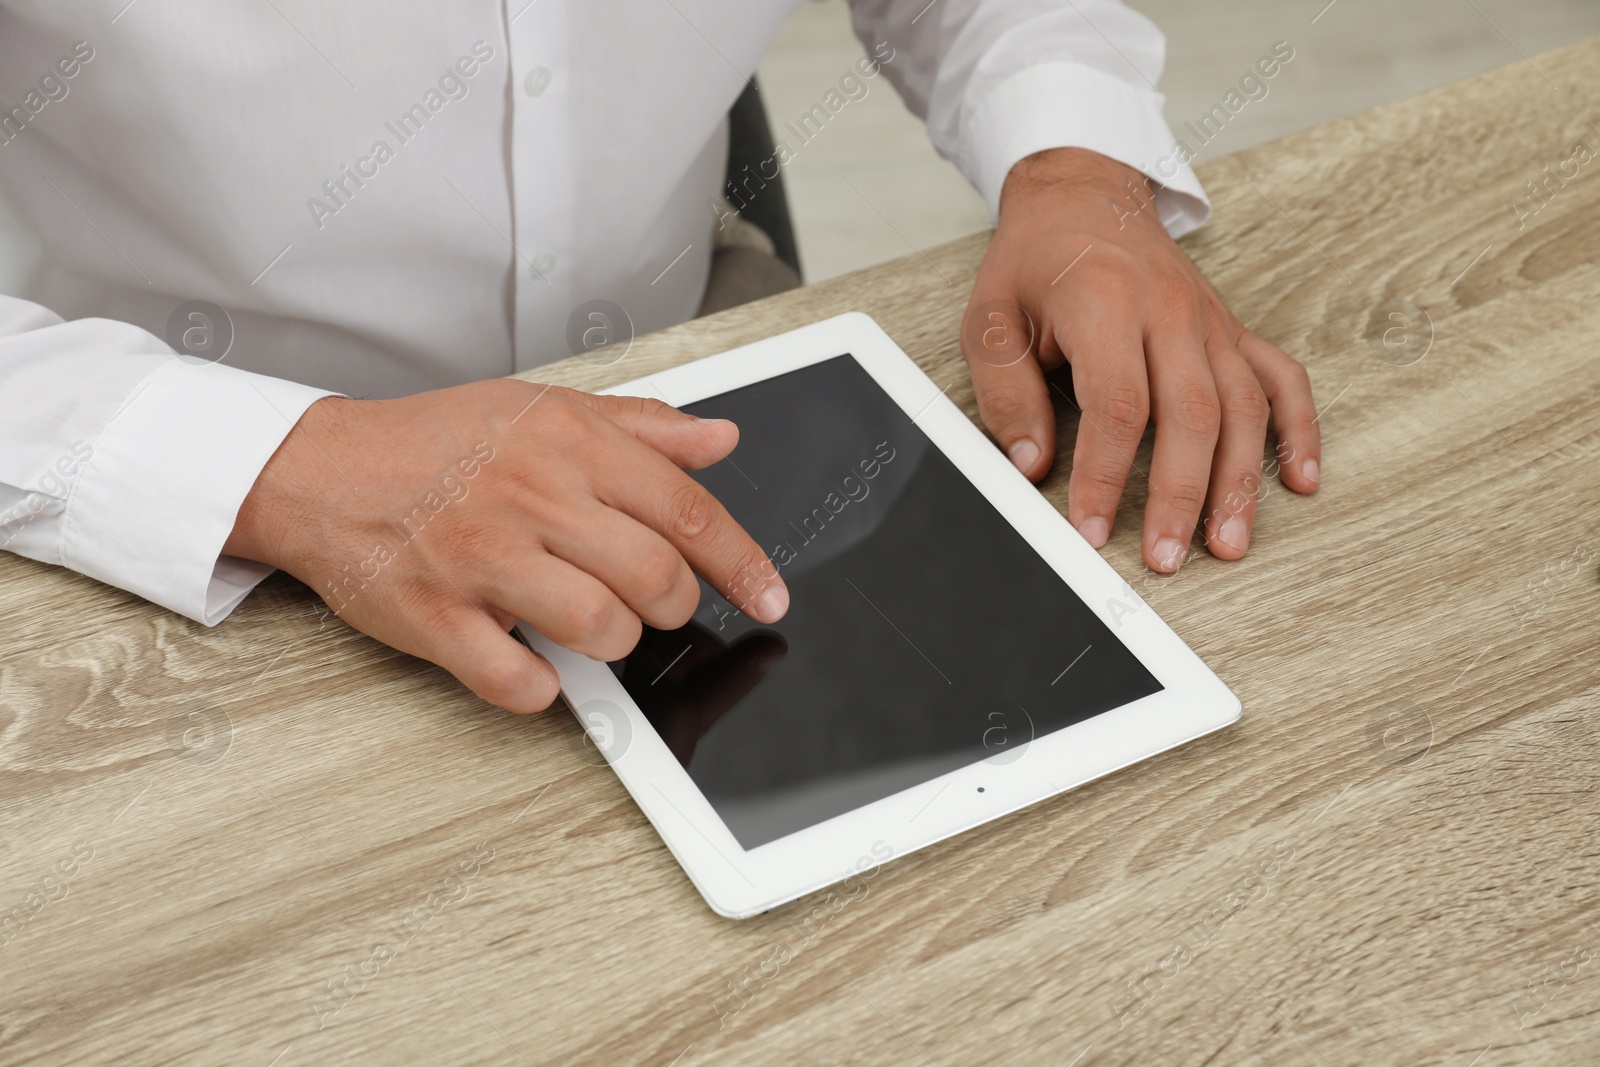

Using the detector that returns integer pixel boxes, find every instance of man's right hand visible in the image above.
[223,380,789,714]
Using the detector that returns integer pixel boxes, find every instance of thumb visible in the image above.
[960,297,1057,482]
[564,391,739,470]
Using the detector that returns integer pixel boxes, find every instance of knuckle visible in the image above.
[633,544,685,603]
[1202,315,1240,355]
[1137,263,1197,314]
[1096,380,1149,438]
[488,377,539,409]
[619,394,675,420]
[1155,275,1200,316]
[524,393,589,442]
[477,655,533,707]
[1097,244,1142,284]
[1160,478,1210,516]
[1221,381,1271,427]
[395,582,457,631]
[590,613,643,662]
[652,595,699,632]
[1171,385,1222,436]
[664,481,715,542]
[1286,359,1313,392]
[647,396,681,420]
[979,386,1036,431]
[1077,463,1131,500]
[567,591,619,643]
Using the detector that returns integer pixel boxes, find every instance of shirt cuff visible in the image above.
[961,61,1212,239]
[61,356,337,625]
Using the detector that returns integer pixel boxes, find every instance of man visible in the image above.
[0,0,1318,713]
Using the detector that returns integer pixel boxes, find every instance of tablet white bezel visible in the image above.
[516,312,1240,918]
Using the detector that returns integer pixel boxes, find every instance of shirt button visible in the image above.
[524,66,552,97]
[531,252,556,279]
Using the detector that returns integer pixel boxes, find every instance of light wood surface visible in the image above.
[4,38,1600,1067]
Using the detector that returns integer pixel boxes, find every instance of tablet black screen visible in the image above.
[609,354,1162,850]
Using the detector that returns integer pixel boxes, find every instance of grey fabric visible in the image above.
[696,245,802,317]
[724,79,802,280]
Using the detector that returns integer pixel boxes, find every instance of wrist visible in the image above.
[999,147,1152,218]
[223,395,345,569]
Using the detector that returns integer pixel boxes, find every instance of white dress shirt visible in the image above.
[0,0,1208,625]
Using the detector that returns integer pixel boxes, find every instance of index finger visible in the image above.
[594,442,789,625]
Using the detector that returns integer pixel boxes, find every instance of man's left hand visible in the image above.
[960,147,1321,573]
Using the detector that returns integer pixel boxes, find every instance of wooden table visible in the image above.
[4,36,1599,1067]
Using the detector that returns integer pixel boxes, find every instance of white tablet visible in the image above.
[515,312,1239,918]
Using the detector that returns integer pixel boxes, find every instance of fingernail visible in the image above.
[1302,458,1320,486]
[1217,515,1250,552]
[755,583,789,622]
[1153,538,1187,573]
[1079,516,1110,548]
[692,416,732,426]
[1008,438,1040,474]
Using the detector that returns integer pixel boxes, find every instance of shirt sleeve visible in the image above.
[847,0,1210,237]
[0,294,336,625]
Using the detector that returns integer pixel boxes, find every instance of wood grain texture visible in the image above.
[4,38,1600,1067]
